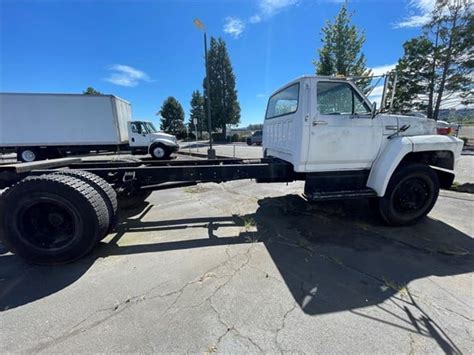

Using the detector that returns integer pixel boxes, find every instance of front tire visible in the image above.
[379,163,439,226]
[18,148,41,162]
[150,143,170,160]
[0,175,109,264]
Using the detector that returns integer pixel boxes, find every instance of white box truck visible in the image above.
[0,93,179,161]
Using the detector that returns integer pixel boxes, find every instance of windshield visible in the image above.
[145,122,158,133]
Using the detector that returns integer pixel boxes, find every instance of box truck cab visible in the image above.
[128,120,179,159]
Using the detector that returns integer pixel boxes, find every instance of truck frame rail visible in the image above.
[0,157,297,190]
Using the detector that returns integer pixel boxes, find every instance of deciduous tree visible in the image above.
[159,97,186,138]
[83,87,102,95]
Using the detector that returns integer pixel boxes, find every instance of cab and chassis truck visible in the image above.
[0,76,464,265]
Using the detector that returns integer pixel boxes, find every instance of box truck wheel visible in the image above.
[0,174,109,265]
[378,163,439,226]
[52,170,118,237]
[18,148,42,162]
[150,143,170,160]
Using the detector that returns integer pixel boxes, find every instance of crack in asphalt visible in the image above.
[274,303,298,353]
[24,243,256,353]
[206,246,266,353]
[430,303,474,322]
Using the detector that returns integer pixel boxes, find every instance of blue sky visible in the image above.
[0,0,435,128]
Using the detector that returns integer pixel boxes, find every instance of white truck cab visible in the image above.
[128,120,179,159]
[263,76,464,225]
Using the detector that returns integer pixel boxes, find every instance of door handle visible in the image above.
[385,125,398,130]
[312,120,328,126]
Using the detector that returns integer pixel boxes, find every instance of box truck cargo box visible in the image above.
[0,93,131,146]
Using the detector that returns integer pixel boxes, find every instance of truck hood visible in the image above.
[150,132,178,145]
[381,114,436,136]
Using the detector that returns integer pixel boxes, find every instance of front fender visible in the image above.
[367,135,463,197]
[150,138,179,150]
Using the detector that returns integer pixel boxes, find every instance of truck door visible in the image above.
[305,80,383,171]
[128,122,150,148]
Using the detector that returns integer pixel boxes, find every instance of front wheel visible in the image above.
[18,148,42,162]
[379,163,439,226]
[150,144,170,160]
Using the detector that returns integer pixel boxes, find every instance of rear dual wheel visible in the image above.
[0,173,114,265]
[52,170,118,235]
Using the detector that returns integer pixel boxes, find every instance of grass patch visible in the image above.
[241,216,256,230]
[382,278,409,297]
[183,185,211,194]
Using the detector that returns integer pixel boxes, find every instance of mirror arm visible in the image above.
[371,102,377,119]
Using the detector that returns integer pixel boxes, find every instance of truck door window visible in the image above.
[317,81,370,115]
[265,83,299,119]
[131,123,141,133]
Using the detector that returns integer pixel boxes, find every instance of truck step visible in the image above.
[305,188,377,201]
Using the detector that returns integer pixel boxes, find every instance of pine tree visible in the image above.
[390,37,433,113]
[431,0,473,120]
[159,97,186,138]
[203,37,241,138]
[188,90,206,138]
[313,3,372,93]
[390,0,472,119]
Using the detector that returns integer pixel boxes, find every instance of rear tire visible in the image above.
[52,170,118,236]
[0,174,109,264]
[379,163,439,226]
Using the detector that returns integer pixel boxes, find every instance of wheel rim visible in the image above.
[21,150,36,162]
[16,197,80,251]
[392,177,431,215]
[153,147,165,158]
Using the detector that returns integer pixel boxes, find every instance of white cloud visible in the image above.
[258,0,299,18]
[249,0,299,24]
[249,14,262,24]
[370,63,397,76]
[106,64,151,87]
[256,93,267,98]
[394,0,435,28]
[223,17,245,38]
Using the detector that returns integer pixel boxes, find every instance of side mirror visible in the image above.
[371,102,377,119]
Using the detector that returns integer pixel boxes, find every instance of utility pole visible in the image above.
[194,18,216,159]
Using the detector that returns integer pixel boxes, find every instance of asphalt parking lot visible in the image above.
[0,150,473,353]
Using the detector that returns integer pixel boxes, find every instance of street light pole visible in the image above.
[194,18,216,159]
